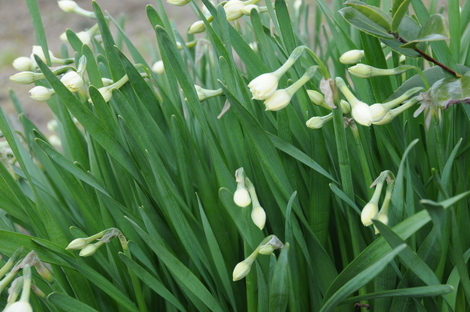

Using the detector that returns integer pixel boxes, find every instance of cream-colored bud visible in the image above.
[3,302,33,312]
[10,72,44,84]
[224,0,245,21]
[348,63,373,78]
[167,0,191,5]
[12,57,34,71]
[29,86,55,102]
[232,260,251,281]
[48,135,62,148]
[351,101,373,126]
[339,49,365,64]
[58,0,78,13]
[79,242,104,257]
[248,73,279,100]
[101,78,114,86]
[65,238,88,250]
[152,61,165,74]
[373,212,389,234]
[233,185,251,207]
[251,206,266,230]
[307,90,325,106]
[361,202,378,226]
[264,89,292,111]
[306,116,324,129]
[61,71,84,92]
[76,31,92,45]
[97,87,113,102]
[188,20,206,34]
[369,103,388,122]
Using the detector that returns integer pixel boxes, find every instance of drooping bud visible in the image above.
[251,206,266,230]
[29,86,55,102]
[60,71,84,92]
[12,57,34,71]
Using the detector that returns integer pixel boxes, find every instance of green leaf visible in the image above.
[118,253,188,312]
[339,7,394,39]
[269,243,290,312]
[392,0,412,31]
[342,285,454,304]
[48,293,99,312]
[400,14,449,49]
[381,16,422,57]
[344,0,392,31]
[320,244,407,312]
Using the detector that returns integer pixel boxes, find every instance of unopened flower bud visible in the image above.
[373,211,389,234]
[10,72,44,84]
[241,4,259,15]
[306,113,333,129]
[60,71,84,92]
[307,90,325,106]
[65,238,88,250]
[248,73,279,100]
[251,206,266,230]
[361,202,378,226]
[232,260,252,281]
[233,185,251,207]
[258,235,284,255]
[58,0,78,13]
[264,89,292,111]
[4,301,33,312]
[12,57,34,71]
[339,49,365,64]
[152,61,165,74]
[79,241,104,257]
[224,0,245,21]
[29,86,55,102]
[188,20,206,34]
[348,63,413,78]
[351,102,373,126]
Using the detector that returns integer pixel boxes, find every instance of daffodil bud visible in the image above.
[373,212,389,234]
[188,20,206,34]
[152,60,165,74]
[29,86,55,102]
[224,0,245,21]
[339,49,365,64]
[79,241,104,257]
[335,77,372,126]
[12,57,34,71]
[241,4,260,15]
[232,249,258,281]
[232,259,253,281]
[307,90,325,106]
[91,75,129,103]
[60,71,84,92]
[3,301,33,312]
[167,0,191,5]
[58,0,78,13]
[306,113,333,129]
[361,202,378,226]
[65,238,88,250]
[369,103,388,122]
[233,185,251,207]
[264,89,292,111]
[248,73,279,100]
[9,72,45,84]
[348,64,413,78]
[251,205,266,230]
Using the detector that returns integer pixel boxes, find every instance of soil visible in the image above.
[0,0,192,135]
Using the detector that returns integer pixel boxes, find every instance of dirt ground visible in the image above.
[0,0,192,134]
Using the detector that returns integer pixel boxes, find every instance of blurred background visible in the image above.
[0,0,192,134]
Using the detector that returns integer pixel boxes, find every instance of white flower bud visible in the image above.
[65,238,88,250]
[373,212,389,234]
[10,72,44,84]
[339,49,365,64]
[369,103,388,122]
[58,0,78,13]
[167,0,191,6]
[31,45,48,63]
[224,0,245,21]
[306,116,325,129]
[232,259,252,281]
[251,206,266,230]
[97,87,113,102]
[29,86,55,102]
[60,71,84,92]
[79,242,103,257]
[12,56,34,71]
[264,89,292,111]
[188,20,206,34]
[233,185,251,207]
[4,302,33,312]
[76,31,92,45]
[248,73,279,100]
[307,90,325,106]
[351,101,373,126]
[151,60,165,74]
[361,202,378,226]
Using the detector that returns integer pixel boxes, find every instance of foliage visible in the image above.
[1,0,470,311]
